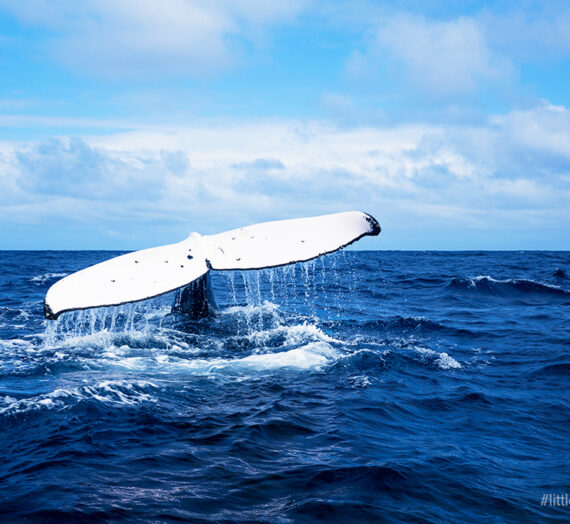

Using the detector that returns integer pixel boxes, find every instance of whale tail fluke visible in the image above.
[44,211,381,319]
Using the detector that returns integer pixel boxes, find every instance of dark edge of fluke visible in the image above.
[44,300,58,320]
[364,213,381,236]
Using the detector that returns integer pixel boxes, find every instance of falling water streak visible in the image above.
[128,305,136,332]
[109,308,117,333]
[240,272,250,302]
[342,250,360,315]
[351,254,362,315]
[240,272,253,334]
[268,268,276,303]
[251,271,263,330]
[41,250,364,346]
[227,272,237,304]
[282,265,290,308]
[291,264,298,309]
[319,255,329,314]
[307,259,317,313]
[275,265,287,308]
[331,252,340,313]
[88,310,95,333]
[255,271,262,305]
[43,300,166,348]
[302,263,310,300]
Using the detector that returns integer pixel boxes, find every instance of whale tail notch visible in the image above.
[44,211,381,319]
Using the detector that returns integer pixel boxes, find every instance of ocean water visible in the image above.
[0,250,568,523]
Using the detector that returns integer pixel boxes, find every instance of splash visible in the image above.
[33,252,462,384]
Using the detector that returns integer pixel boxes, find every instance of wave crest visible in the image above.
[448,275,568,297]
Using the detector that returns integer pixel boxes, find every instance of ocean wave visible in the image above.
[531,362,570,376]
[367,316,443,331]
[243,321,341,349]
[30,272,68,284]
[356,316,475,339]
[411,346,462,370]
[132,341,338,375]
[0,380,159,416]
[332,343,461,372]
[447,275,569,297]
[0,307,32,321]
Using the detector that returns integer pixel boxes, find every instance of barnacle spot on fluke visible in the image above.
[111,279,115,283]
[187,255,193,260]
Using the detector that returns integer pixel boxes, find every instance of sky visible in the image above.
[0,0,569,250]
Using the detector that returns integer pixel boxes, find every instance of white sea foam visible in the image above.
[30,272,68,283]
[0,380,159,415]
[106,341,338,375]
[413,346,461,370]
[349,375,371,388]
[244,321,340,348]
[26,297,345,379]
[0,338,31,349]
[231,341,336,371]
[465,275,564,292]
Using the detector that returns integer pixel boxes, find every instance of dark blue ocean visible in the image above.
[0,250,568,523]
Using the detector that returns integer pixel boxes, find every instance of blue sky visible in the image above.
[1,0,569,250]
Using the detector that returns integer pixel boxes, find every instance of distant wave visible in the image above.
[0,307,31,321]
[333,344,462,372]
[30,272,68,284]
[356,316,475,338]
[447,275,569,297]
[531,362,570,376]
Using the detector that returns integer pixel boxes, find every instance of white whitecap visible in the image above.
[413,346,461,370]
[31,272,68,283]
[0,380,159,415]
[143,341,337,375]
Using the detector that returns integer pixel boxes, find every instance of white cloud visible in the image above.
[340,3,570,104]
[1,101,569,248]
[0,0,306,78]
[356,14,511,98]
[480,6,570,61]
[14,137,189,200]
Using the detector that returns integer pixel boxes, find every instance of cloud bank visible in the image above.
[2,102,569,249]
[1,0,305,78]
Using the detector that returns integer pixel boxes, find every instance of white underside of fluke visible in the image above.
[44,211,380,319]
